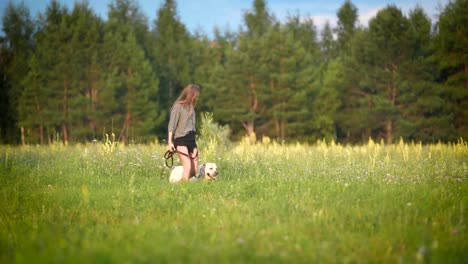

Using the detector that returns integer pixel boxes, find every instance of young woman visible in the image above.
[167,84,200,181]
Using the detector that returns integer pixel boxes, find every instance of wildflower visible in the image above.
[416,245,429,262]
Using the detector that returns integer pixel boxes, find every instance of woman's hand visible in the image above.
[168,142,175,152]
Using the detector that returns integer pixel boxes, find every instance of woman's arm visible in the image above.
[168,131,174,151]
[168,104,179,151]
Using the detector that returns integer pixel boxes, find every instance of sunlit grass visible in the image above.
[0,139,466,263]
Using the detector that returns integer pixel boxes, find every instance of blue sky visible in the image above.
[1,0,449,37]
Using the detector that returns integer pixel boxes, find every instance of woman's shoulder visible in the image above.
[171,103,189,112]
[171,103,182,110]
[174,103,190,110]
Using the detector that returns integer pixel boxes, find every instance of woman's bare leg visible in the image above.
[176,146,192,181]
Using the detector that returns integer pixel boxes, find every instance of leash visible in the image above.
[164,149,198,168]
[205,174,217,180]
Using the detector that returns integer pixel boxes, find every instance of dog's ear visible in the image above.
[197,163,206,178]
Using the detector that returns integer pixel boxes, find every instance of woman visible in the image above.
[167,84,200,181]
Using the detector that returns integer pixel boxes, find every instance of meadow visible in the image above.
[0,137,466,263]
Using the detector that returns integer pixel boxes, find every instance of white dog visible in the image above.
[169,163,219,183]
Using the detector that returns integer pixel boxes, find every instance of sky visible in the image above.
[0,0,450,37]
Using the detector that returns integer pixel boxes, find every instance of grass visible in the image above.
[0,138,467,263]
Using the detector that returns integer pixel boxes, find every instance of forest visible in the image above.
[0,0,466,145]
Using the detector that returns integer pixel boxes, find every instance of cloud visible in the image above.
[302,6,382,30]
[358,7,381,27]
[307,14,337,29]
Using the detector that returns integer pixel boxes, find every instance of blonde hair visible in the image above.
[174,84,200,107]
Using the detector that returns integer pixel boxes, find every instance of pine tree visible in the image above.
[218,34,263,142]
[235,0,274,141]
[42,1,106,143]
[1,2,35,143]
[208,0,275,142]
[67,2,104,141]
[336,28,378,143]
[262,19,317,142]
[243,0,273,37]
[433,0,468,139]
[315,21,341,142]
[312,58,343,141]
[335,0,358,54]
[188,32,221,114]
[150,0,191,115]
[27,1,102,144]
[396,6,455,142]
[100,0,162,144]
[367,6,411,143]
[0,43,9,143]
[320,21,336,64]
[329,1,363,143]
[18,54,46,144]
[19,1,70,144]
[201,29,242,138]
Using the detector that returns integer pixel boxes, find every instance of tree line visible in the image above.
[0,0,466,145]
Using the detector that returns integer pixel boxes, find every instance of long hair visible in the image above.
[174,84,200,108]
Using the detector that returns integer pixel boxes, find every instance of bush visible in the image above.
[197,112,231,162]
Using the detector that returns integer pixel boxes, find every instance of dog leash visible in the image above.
[205,174,216,180]
[164,149,198,168]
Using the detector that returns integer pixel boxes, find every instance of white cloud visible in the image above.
[358,7,381,27]
[307,14,337,29]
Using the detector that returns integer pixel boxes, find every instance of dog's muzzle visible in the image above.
[207,171,218,180]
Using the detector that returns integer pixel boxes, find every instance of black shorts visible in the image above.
[174,131,197,154]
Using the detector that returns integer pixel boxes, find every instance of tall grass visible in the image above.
[0,138,466,263]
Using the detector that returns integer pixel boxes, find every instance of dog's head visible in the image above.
[197,163,219,180]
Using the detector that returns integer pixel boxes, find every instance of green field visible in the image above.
[0,139,467,263]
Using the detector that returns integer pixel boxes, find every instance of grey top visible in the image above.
[168,103,196,139]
